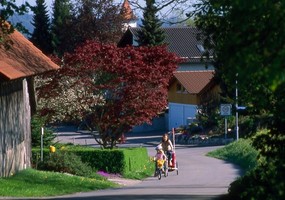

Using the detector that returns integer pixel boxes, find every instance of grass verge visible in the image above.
[0,168,118,197]
[207,138,258,172]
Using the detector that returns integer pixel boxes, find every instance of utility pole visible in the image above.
[235,73,239,140]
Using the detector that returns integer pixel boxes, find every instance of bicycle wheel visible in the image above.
[158,170,162,180]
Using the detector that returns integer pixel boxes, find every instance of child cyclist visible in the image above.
[154,144,167,176]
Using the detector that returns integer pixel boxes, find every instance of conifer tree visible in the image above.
[30,0,52,55]
[51,0,73,56]
[137,0,165,46]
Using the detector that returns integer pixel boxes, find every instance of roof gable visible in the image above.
[174,70,215,94]
[0,30,59,81]
[121,0,137,20]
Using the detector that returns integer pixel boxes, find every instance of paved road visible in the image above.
[29,126,241,200]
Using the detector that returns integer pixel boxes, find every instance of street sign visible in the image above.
[237,106,246,110]
[220,104,232,116]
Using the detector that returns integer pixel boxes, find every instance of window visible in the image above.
[176,83,187,93]
[196,44,205,53]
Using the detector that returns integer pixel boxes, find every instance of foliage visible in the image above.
[50,0,74,56]
[37,150,100,178]
[65,0,123,52]
[193,1,285,197]
[32,145,151,176]
[137,0,166,46]
[120,147,150,176]
[123,156,155,179]
[0,0,29,44]
[31,115,56,147]
[207,139,258,172]
[193,0,285,129]
[0,168,117,197]
[227,159,285,200]
[36,41,181,148]
[129,0,194,24]
[212,129,285,200]
[30,0,53,54]
[71,147,126,174]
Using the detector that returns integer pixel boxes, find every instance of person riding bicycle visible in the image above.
[154,144,167,176]
[161,133,174,166]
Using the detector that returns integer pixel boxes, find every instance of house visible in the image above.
[120,0,137,31]
[0,29,59,177]
[118,25,218,131]
[168,70,221,129]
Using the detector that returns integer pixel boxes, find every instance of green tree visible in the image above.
[50,0,74,56]
[0,0,29,44]
[31,115,55,147]
[137,0,165,46]
[30,0,53,55]
[193,0,285,199]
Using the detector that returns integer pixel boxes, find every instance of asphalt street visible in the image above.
[49,126,241,200]
[2,126,241,200]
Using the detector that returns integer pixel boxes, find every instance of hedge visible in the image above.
[31,145,150,175]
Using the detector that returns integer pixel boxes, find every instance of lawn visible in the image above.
[0,168,118,197]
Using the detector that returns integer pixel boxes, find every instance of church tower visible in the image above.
[120,0,137,31]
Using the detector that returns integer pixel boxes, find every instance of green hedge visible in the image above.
[32,145,149,175]
[121,147,149,174]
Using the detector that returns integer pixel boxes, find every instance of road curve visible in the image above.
[4,127,241,200]
[44,144,241,200]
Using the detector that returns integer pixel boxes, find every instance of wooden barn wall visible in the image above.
[0,79,31,177]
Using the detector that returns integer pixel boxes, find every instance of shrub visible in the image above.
[31,115,56,147]
[227,161,285,200]
[37,151,102,179]
[32,145,151,179]
[225,129,285,200]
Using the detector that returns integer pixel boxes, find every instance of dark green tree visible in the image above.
[30,0,53,55]
[193,1,285,199]
[50,0,74,56]
[137,0,165,46]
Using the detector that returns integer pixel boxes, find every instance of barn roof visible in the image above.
[0,29,59,81]
[173,70,215,94]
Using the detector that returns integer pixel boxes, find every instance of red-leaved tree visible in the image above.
[37,40,182,148]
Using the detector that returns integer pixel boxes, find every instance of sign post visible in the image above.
[41,127,44,161]
[220,104,232,140]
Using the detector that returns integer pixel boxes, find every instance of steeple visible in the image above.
[120,0,137,30]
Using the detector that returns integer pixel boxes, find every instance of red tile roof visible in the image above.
[174,70,215,94]
[0,29,59,81]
